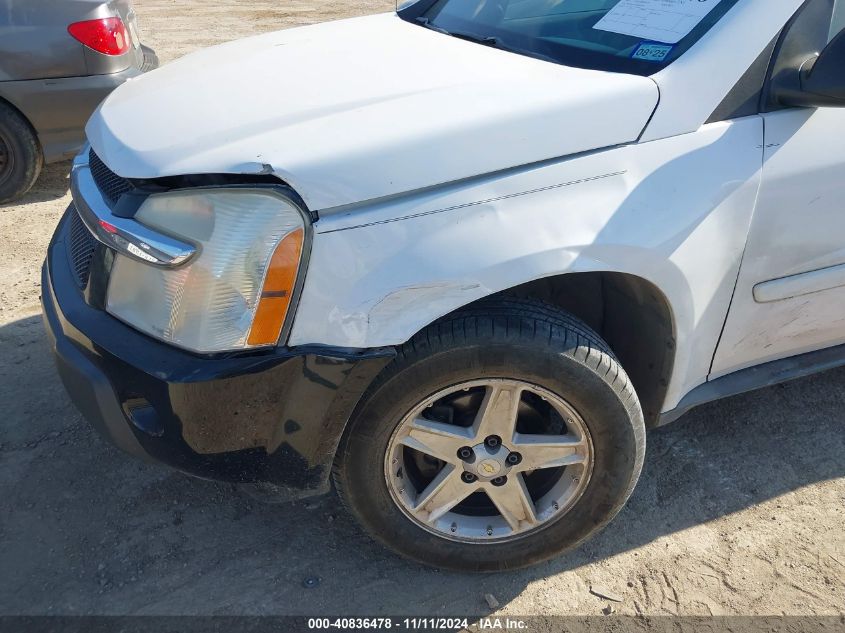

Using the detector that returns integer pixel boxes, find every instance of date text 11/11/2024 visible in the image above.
[306,617,529,630]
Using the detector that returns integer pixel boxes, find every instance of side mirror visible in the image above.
[800,29,845,104]
[777,29,845,107]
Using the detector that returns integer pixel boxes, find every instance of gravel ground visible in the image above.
[1,0,844,618]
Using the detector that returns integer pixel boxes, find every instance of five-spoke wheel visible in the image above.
[385,379,593,542]
[333,298,645,571]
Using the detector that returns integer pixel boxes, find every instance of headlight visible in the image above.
[106,188,306,353]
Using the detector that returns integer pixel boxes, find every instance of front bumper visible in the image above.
[42,207,393,497]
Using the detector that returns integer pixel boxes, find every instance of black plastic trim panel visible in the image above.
[660,343,845,425]
[706,36,779,122]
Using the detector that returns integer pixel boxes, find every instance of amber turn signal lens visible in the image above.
[247,228,304,346]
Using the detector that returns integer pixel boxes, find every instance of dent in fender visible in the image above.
[290,118,766,413]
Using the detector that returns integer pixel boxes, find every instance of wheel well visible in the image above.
[478,273,675,426]
[0,94,43,161]
[0,94,38,136]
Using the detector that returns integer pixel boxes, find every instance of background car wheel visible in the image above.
[0,102,43,204]
[333,297,646,572]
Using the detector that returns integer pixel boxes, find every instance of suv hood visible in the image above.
[87,13,658,211]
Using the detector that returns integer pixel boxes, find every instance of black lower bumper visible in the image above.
[42,209,393,497]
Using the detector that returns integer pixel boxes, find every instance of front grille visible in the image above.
[68,209,98,288]
[89,149,133,207]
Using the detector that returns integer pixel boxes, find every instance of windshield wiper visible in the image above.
[448,30,504,48]
[415,16,450,35]
[414,16,559,65]
[416,17,502,47]
[417,15,502,48]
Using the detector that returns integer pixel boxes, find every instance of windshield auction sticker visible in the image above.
[593,0,725,44]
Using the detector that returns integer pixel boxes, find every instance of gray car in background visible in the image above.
[0,0,157,203]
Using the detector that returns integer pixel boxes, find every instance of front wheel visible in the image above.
[333,298,645,572]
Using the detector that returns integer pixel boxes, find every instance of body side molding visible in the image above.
[753,261,845,303]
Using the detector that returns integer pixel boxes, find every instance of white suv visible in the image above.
[43,0,845,571]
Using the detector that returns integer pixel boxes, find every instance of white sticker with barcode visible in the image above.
[594,0,725,45]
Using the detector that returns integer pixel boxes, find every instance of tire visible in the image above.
[333,297,646,572]
[0,101,42,204]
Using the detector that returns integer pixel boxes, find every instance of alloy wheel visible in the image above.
[384,379,594,543]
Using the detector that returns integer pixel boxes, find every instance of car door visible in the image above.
[712,0,845,378]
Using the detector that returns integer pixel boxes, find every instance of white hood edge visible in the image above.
[86,13,659,211]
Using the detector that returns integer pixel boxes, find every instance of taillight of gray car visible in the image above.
[0,0,158,203]
[68,17,133,57]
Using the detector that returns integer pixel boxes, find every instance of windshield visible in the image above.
[400,0,742,75]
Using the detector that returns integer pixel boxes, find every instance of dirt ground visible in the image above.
[1,0,844,619]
